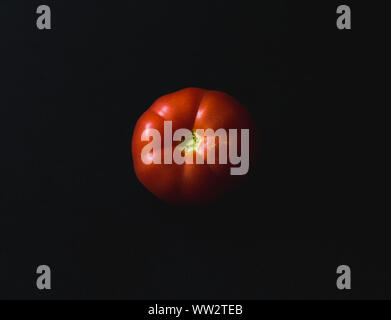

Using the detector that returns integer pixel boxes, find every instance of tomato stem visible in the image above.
[183,131,203,154]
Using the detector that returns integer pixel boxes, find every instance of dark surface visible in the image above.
[0,0,389,299]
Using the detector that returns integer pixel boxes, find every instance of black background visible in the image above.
[0,0,389,299]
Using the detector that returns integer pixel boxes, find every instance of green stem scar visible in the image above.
[182,131,203,154]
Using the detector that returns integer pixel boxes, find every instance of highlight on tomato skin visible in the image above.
[131,87,257,205]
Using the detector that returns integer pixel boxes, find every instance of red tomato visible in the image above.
[132,88,256,205]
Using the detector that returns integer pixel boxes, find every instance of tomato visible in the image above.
[131,88,256,205]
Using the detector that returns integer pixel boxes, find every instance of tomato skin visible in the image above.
[132,88,256,205]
